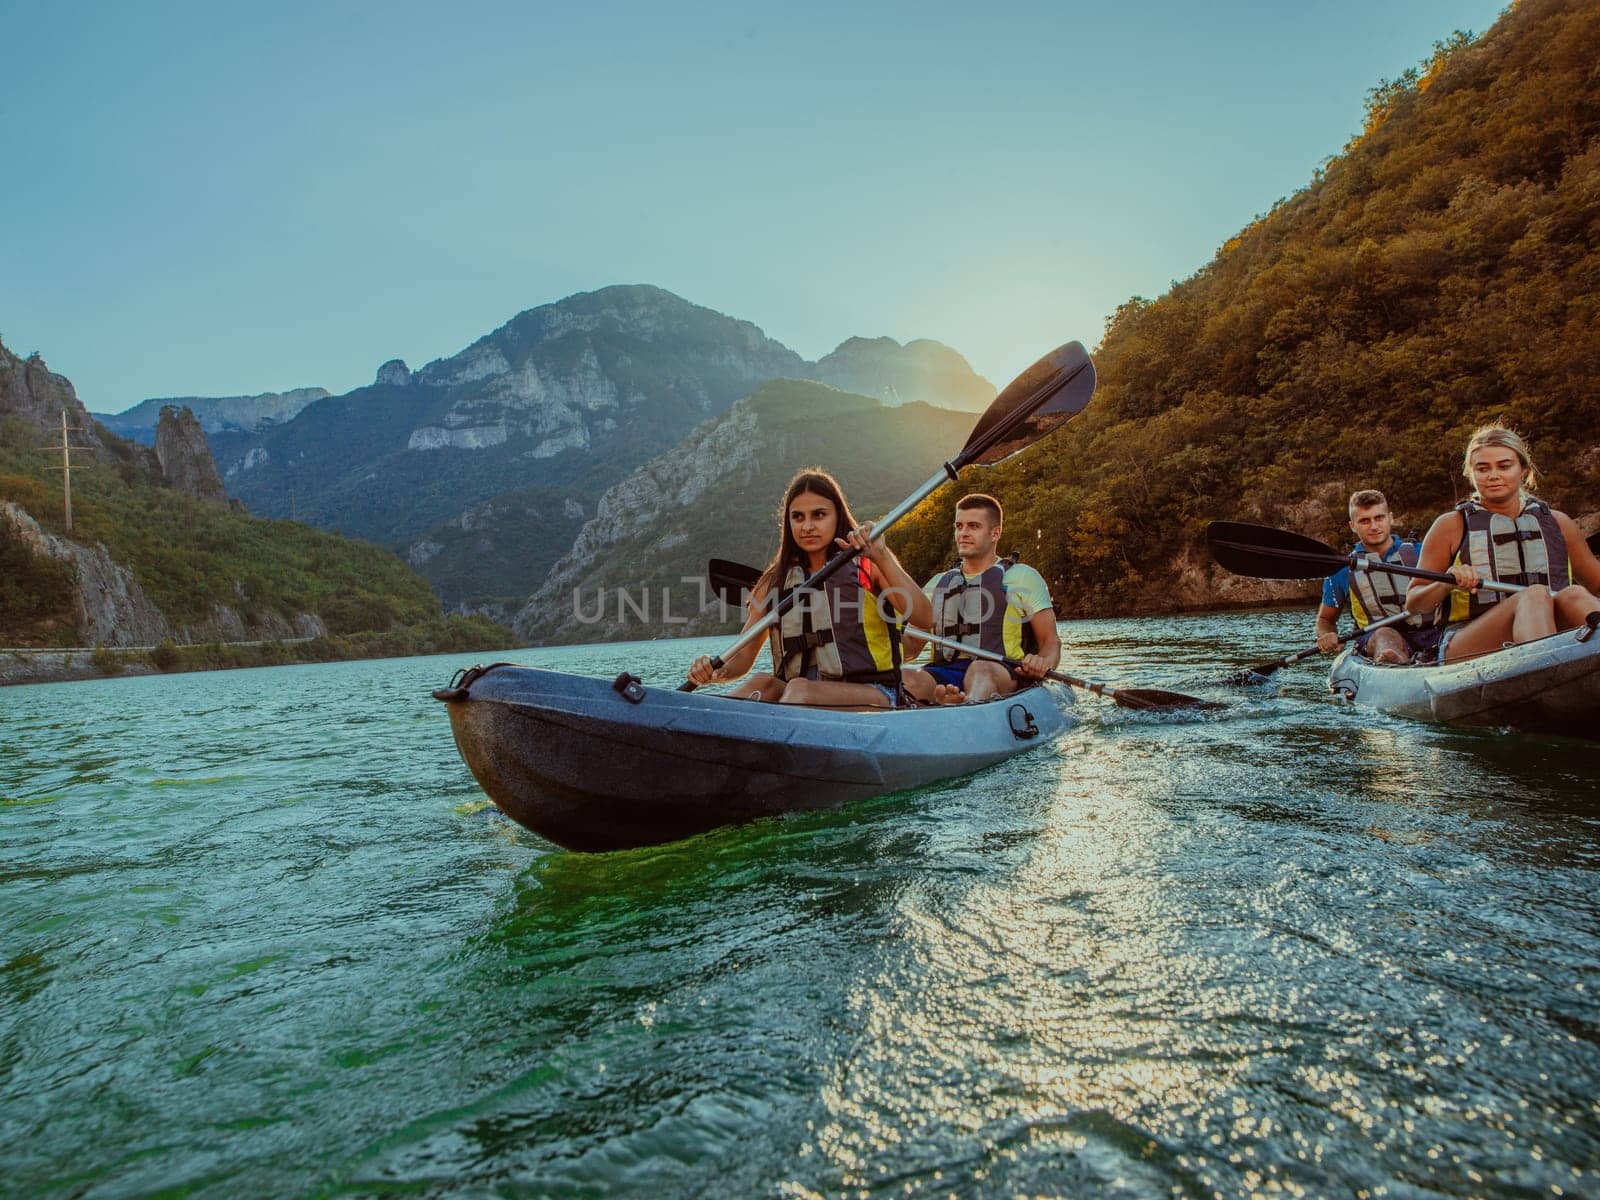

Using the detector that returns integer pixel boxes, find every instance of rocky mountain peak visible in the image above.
[375,359,413,388]
[154,405,229,504]
[0,338,112,459]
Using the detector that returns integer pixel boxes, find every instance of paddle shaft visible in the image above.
[1280,610,1412,670]
[909,627,1208,709]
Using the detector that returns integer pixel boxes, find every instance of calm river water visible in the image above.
[3,610,1597,1198]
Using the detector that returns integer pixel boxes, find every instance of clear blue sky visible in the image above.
[1,0,1508,412]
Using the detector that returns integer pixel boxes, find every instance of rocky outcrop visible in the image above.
[154,406,229,503]
[0,342,114,460]
[375,359,412,387]
[2,501,172,646]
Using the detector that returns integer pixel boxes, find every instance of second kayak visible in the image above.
[1328,621,1600,740]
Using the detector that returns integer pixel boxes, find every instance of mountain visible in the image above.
[0,339,502,659]
[209,285,811,550]
[94,387,329,444]
[406,482,595,615]
[202,285,995,609]
[513,380,974,645]
[814,337,993,412]
[890,0,1600,617]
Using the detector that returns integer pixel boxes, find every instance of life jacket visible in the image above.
[1447,495,1570,623]
[769,561,903,688]
[1348,538,1434,629]
[929,555,1039,663]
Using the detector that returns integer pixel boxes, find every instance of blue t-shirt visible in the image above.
[1321,536,1417,621]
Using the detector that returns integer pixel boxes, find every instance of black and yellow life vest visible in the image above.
[1447,496,1570,623]
[769,561,903,686]
[929,556,1038,663]
[1348,539,1433,629]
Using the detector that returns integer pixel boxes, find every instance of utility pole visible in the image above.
[40,410,93,532]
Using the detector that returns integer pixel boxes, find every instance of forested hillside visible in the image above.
[897,0,1600,615]
[0,341,506,662]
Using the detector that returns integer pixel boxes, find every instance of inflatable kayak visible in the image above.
[1328,622,1600,740]
[433,664,1076,851]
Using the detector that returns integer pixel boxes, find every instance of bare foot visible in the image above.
[933,683,967,705]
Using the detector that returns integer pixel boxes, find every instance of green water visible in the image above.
[3,612,1597,1198]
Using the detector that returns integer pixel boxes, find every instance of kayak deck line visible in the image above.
[435,663,1075,851]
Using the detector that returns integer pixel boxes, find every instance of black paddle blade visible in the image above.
[1114,687,1225,711]
[708,558,762,607]
[958,342,1096,468]
[1206,521,1347,580]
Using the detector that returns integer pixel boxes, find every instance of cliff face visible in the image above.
[1,501,171,646]
[154,406,230,504]
[0,346,115,461]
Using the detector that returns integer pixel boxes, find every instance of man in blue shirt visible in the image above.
[1315,489,1434,664]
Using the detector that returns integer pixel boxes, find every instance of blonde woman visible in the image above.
[1404,425,1600,661]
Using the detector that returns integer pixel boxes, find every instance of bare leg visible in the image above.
[901,669,938,705]
[1554,585,1600,631]
[1444,587,1556,661]
[730,673,787,702]
[961,661,1017,703]
[777,677,893,710]
[1363,626,1410,665]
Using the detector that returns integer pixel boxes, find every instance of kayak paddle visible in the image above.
[705,559,1219,712]
[679,341,1098,691]
[1219,610,1411,686]
[1205,521,1525,594]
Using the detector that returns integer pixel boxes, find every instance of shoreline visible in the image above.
[0,623,517,688]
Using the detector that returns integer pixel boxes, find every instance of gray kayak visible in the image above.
[1328,623,1600,740]
[433,664,1076,851]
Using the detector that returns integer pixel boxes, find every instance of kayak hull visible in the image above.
[438,664,1075,851]
[1328,626,1600,740]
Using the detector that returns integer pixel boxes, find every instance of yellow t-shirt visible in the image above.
[921,562,1053,660]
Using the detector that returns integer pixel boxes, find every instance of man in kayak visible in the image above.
[1404,425,1600,661]
[900,493,1060,704]
[1315,489,1439,665]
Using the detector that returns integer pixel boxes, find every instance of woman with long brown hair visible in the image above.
[687,468,932,707]
[1404,424,1600,660]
